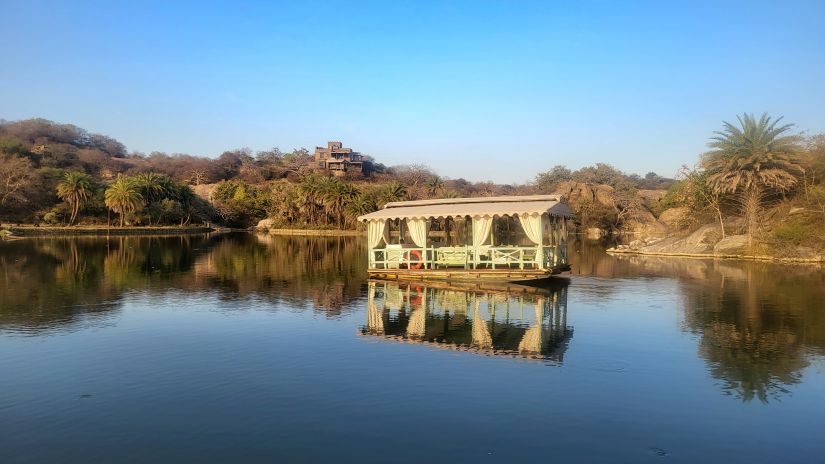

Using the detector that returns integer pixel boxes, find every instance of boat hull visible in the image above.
[367,265,570,283]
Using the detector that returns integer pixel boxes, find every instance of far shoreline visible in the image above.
[607,247,825,265]
[1,225,216,237]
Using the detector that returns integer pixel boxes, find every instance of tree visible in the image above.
[534,165,572,192]
[424,175,445,198]
[344,194,376,226]
[210,179,268,227]
[375,181,407,207]
[0,154,36,208]
[104,176,143,227]
[702,113,804,246]
[298,174,324,225]
[188,168,209,186]
[802,134,825,192]
[319,178,360,229]
[670,166,727,237]
[56,171,95,225]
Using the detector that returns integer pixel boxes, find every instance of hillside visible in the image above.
[0,118,672,231]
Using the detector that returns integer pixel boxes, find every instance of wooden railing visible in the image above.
[369,244,568,271]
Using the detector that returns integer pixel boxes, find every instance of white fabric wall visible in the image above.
[367,220,387,249]
[472,217,493,247]
[518,214,542,245]
[406,218,428,247]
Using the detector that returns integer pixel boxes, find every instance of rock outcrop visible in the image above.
[255,218,278,230]
[713,235,748,255]
[658,207,691,229]
[552,181,669,239]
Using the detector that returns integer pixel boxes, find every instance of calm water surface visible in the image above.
[1,233,824,463]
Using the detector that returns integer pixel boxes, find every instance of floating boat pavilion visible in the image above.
[357,195,574,281]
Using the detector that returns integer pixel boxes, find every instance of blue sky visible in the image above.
[3,0,824,183]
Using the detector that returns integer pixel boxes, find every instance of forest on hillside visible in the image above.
[2,116,824,257]
[0,118,673,230]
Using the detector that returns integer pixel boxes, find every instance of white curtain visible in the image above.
[472,216,493,247]
[367,219,387,249]
[518,214,542,245]
[406,218,428,247]
[519,214,544,266]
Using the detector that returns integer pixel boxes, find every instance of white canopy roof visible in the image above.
[357,195,575,222]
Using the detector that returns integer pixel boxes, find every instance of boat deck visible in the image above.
[367,265,570,282]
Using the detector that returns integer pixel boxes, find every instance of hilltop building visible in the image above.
[314,141,371,176]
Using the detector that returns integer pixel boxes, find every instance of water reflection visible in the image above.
[2,235,824,403]
[0,233,366,334]
[361,280,572,362]
[575,242,825,403]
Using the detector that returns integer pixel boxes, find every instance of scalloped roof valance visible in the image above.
[357,195,575,222]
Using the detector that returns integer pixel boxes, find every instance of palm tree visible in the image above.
[134,173,179,223]
[298,174,323,225]
[56,171,95,225]
[424,175,444,198]
[320,179,360,228]
[702,113,804,245]
[104,176,143,227]
[344,194,376,227]
[376,181,408,207]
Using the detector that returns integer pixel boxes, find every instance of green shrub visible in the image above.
[772,220,813,246]
[42,211,60,224]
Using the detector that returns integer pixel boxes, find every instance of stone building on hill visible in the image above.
[314,141,371,176]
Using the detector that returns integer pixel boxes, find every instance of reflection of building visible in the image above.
[313,141,371,176]
[361,280,572,362]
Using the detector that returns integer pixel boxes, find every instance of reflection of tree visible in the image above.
[678,263,825,402]
[586,249,825,402]
[0,233,368,333]
[189,234,366,313]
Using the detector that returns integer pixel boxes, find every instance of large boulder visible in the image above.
[255,218,278,230]
[658,207,691,228]
[713,235,748,255]
[637,189,667,202]
[593,185,615,208]
[636,225,721,254]
[553,181,615,208]
[685,225,722,246]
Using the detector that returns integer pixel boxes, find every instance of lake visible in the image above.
[1,233,824,463]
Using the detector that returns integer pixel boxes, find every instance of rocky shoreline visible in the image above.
[607,224,824,263]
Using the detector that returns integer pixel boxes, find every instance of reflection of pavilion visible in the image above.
[361,280,572,362]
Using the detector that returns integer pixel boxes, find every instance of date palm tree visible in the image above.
[702,113,804,245]
[376,181,408,207]
[344,194,376,228]
[298,174,323,225]
[320,179,360,229]
[424,175,444,198]
[104,176,143,227]
[56,171,95,225]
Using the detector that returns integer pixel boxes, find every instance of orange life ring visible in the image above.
[408,249,423,269]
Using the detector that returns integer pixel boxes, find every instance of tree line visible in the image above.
[2,116,823,245]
